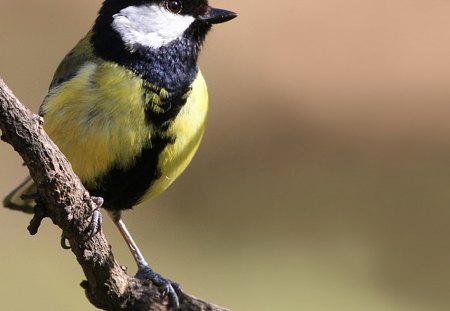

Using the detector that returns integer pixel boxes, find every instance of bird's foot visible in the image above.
[85,196,103,238]
[136,264,181,310]
[60,196,104,250]
[20,192,39,201]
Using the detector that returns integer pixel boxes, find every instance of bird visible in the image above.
[3,0,236,308]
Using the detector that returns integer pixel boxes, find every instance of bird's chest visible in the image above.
[142,72,209,201]
[42,62,208,208]
[43,63,152,182]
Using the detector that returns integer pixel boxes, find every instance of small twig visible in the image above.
[0,77,229,311]
[27,200,48,235]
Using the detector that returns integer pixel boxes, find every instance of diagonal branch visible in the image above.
[0,77,228,311]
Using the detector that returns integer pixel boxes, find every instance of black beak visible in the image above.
[200,7,238,24]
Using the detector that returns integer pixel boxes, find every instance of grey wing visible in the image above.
[39,31,96,115]
[4,32,96,213]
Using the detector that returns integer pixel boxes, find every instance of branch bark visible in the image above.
[0,77,228,311]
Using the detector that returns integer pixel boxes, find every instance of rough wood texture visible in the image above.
[0,77,228,311]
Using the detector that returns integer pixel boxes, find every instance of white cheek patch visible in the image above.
[112,4,195,50]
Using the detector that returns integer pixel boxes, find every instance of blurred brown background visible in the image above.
[2,0,450,310]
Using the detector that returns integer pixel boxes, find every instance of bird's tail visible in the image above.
[3,176,36,214]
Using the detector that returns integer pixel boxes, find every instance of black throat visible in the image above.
[91,6,211,92]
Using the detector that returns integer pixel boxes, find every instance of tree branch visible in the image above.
[0,77,228,311]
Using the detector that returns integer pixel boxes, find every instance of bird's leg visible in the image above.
[108,211,180,310]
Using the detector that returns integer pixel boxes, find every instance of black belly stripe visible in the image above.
[88,133,174,211]
[87,87,188,211]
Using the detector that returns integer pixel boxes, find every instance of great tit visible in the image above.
[3,0,236,308]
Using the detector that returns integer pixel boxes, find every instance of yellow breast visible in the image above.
[41,60,208,202]
[143,71,209,201]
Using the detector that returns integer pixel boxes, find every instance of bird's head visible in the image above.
[94,0,237,52]
[91,0,236,89]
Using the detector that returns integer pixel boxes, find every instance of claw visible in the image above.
[136,265,180,310]
[59,196,103,249]
[165,282,179,310]
[60,232,71,250]
[85,196,103,238]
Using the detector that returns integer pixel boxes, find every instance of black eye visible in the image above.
[165,0,183,14]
